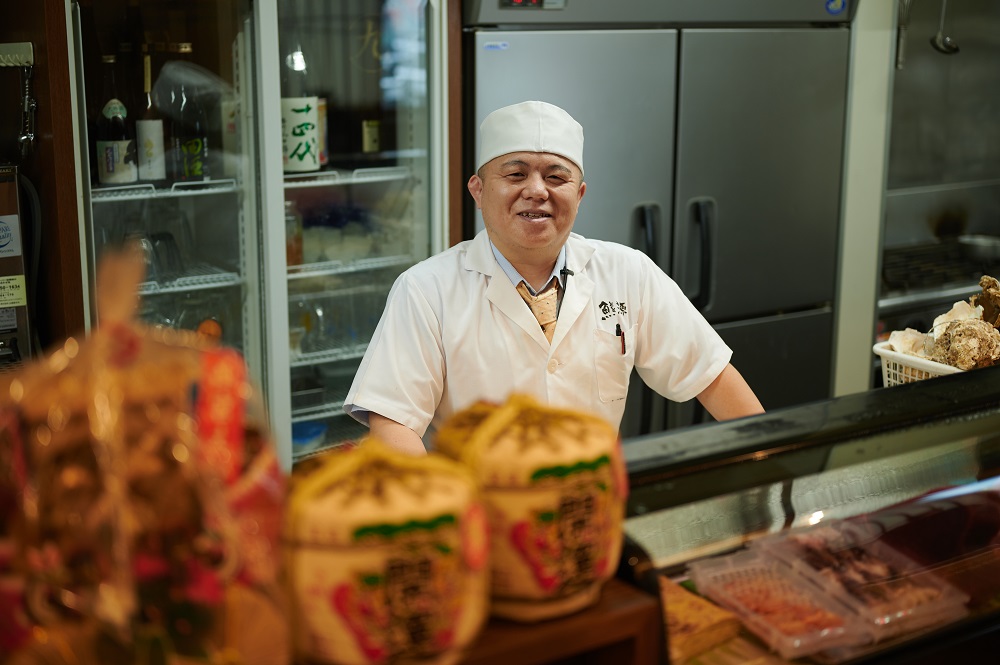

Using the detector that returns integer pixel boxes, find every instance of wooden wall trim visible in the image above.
[39,0,87,346]
[447,0,464,247]
[0,0,86,352]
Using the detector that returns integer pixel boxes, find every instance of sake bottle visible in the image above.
[136,45,167,185]
[95,54,138,186]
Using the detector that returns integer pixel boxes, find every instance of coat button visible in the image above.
[547,359,558,373]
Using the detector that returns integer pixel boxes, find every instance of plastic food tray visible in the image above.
[687,550,870,660]
[872,341,961,386]
[752,523,969,641]
[920,545,1000,611]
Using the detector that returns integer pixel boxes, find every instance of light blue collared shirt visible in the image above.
[489,241,568,295]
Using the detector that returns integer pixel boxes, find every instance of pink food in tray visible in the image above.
[689,550,871,660]
[721,578,846,636]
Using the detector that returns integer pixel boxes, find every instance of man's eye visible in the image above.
[505,172,524,178]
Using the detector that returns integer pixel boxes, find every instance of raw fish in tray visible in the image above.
[847,482,1000,610]
[756,525,968,638]
[688,550,869,660]
[789,529,941,609]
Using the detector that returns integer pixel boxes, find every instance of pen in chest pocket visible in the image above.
[615,323,625,355]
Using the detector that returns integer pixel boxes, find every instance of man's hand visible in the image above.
[369,412,428,455]
[696,363,765,421]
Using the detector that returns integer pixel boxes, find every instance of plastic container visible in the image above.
[688,550,870,660]
[873,341,961,386]
[292,421,328,455]
[752,523,969,641]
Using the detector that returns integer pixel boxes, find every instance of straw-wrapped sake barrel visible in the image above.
[284,440,489,665]
[435,394,628,622]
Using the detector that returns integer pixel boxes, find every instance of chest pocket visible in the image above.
[593,323,637,403]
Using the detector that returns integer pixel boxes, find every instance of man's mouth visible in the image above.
[519,212,550,220]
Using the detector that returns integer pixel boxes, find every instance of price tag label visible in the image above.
[0,275,27,308]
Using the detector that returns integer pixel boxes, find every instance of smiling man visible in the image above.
[344,100,763,454]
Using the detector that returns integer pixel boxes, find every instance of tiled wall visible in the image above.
[884,0,1000,248]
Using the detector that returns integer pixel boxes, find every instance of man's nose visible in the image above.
[521,172,549,199]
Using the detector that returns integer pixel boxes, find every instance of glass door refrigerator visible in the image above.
[69,0,267,380]
[70,0,448,470]
[254,0,447,468]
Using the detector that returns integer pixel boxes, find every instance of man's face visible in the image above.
[468,151,586,263]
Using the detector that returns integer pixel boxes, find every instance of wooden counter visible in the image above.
[461,578,663,665]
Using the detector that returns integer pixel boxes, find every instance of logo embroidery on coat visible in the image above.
[598,301,627,321]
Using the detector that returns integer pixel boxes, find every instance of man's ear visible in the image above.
[467,174,483,210]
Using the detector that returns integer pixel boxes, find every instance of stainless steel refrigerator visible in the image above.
[464,0,855,437]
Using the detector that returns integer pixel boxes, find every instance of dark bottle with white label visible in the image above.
[169,43,210,182]
[95,54,138,186]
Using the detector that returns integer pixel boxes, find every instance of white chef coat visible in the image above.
[344,229,732,437]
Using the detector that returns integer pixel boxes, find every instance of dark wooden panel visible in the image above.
[0,0,87,351]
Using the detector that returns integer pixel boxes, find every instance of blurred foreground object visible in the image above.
[0,246,289,665]
[283,439,489,665]
[435,394,628,622]
[658,574,740,662]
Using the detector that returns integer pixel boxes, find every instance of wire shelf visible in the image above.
[91,179,238,202]
[137,264,241,295]
[283,166,411,189]
[289,342,368,368]
[287,254,412,280]
[291,401,348,423]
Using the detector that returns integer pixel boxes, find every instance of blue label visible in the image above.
[483,41,510,51]
[826,0,846,15]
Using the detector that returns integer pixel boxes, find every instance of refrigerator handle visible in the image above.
[636,203,658,265]
[632,203,660,434]
[689,198,714,311]
[635,203,659,436]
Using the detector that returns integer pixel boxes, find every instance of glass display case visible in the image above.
[70,0,266,384]
[68,0,450,469]
[621,368,1000,664]
[271,0,438,463]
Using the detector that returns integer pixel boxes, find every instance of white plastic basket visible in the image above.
[873,341,962,386]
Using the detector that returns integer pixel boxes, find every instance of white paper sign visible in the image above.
[0,275,26,307]
[0,214,23,258]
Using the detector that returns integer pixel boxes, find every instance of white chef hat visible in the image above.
[476,100,584,176]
